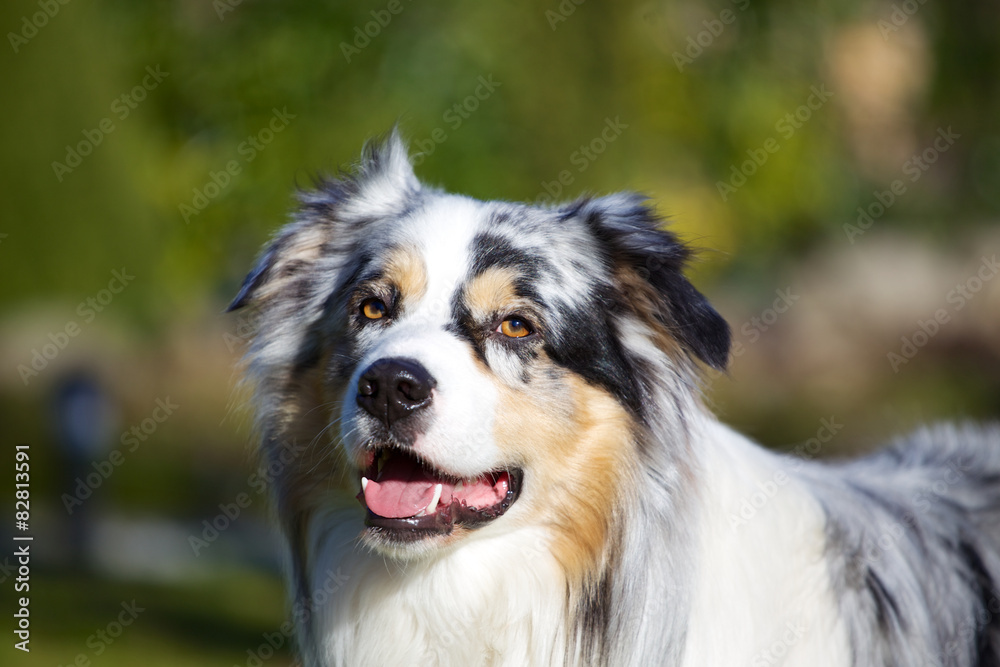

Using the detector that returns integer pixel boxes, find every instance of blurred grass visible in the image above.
[31,569,292,667]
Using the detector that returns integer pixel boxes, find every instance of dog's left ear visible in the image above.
[226,209,338,313]
[575,193,731,370]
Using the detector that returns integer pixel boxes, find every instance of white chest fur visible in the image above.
[306,511,569,667]
[682,421,852,667]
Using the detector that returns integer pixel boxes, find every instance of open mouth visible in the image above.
[357,447,522,541]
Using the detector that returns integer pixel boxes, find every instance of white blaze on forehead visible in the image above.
[400,195,484,322]
[394,195,607,322]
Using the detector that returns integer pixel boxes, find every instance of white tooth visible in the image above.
[426,483,443,513]
[361,477,369,492]
[454,480,465,493]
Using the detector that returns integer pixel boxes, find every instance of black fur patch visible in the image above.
[865,568,904,634]
[445,296,488,364]
[574,568,614,664]
[958,539,1000,664]
[574,195,731,370]
[469,232,550,280]
[543,293,645,415]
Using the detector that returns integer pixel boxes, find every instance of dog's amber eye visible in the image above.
[361,298,387,320]
[499,317,532,338]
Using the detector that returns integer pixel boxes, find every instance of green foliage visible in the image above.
[2,0,998,323]
[30,569,291,666]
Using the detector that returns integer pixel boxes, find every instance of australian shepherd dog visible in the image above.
[229,132,1000,666]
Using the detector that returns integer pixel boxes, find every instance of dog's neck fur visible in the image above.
[303,505,570,666]
[295,403,851,667]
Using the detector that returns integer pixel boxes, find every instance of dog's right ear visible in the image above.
[573,193,732,371]
[227,130,420,312]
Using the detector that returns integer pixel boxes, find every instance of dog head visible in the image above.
[230,132,729,568]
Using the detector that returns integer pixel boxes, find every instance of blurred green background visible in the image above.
[1,0,998,664]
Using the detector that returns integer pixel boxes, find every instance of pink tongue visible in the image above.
[362,455,510,520]
[363,455,442,519]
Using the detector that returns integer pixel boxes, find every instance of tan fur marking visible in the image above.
[463,266,521,320]
[615,267,687,362]
[383,246,428,302]
[494,369,635,583]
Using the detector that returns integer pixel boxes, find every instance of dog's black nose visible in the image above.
[356,358,436,429]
